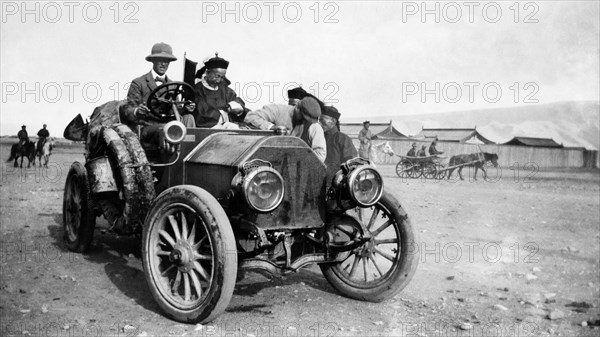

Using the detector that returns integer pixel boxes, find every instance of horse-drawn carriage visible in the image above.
[62,82,419,323]
[395,155,446,180]
[395,152,499,181]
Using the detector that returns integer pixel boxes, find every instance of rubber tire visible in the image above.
[320,192,418,302]
[142,185,237,324]
[63,162,96,252]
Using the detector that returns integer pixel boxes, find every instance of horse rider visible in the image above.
[17,125,29,147]
[119,42,196,151]
[406,142,418,157]
[358,120,377,160]
[429,140,444,155]
[37,124,50,153]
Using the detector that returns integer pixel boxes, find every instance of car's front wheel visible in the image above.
[320,192,418,302]
[142,185,237,323]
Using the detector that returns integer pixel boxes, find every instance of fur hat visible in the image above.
[287,87,308,100]
[323,106,341,120]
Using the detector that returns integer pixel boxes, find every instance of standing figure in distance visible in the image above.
[358,121,377,160]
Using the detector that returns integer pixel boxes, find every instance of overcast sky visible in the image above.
[1,1,598,136]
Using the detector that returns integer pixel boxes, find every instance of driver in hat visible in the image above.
[120,42,196,149]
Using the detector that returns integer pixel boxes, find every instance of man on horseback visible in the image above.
[17,125,29,147]
[37,124,50,153]
[9,126,35,168]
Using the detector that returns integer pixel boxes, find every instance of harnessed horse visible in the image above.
[447,152,499,180]
[35,137,54,167]
[7,140,36,168]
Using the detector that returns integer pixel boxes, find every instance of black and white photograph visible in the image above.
[1,1,599,336]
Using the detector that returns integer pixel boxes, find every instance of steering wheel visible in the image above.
[146,81,195,121]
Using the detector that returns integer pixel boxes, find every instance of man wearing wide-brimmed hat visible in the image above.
[120,42,195,149]
[192,53,246,128]
[17,125,29,145]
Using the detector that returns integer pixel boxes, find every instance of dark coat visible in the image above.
[429,143,443,155]
[37,129,49,138]
[193,82,246,128]
[120,71,171,125]
[324,128,358,176]
[17,130,28,141]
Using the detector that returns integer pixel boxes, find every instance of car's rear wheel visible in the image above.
[142,185,237,323]
[63,162,96,252]
[320,192,418,302]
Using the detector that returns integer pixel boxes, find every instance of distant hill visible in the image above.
[344,101,599,150]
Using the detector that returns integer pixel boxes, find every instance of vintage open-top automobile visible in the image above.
[62,82,418,323]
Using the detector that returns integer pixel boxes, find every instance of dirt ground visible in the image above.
[1,143,599,337]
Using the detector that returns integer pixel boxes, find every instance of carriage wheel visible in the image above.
[63,162,96,252]
[320,192,418,301]
[395,160,411,179]
[435,164,447,180]
[422,162,437,180]
[143,185,237,323]
[407,162,422,179]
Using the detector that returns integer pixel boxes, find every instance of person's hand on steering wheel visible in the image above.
[134,104,151,118]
